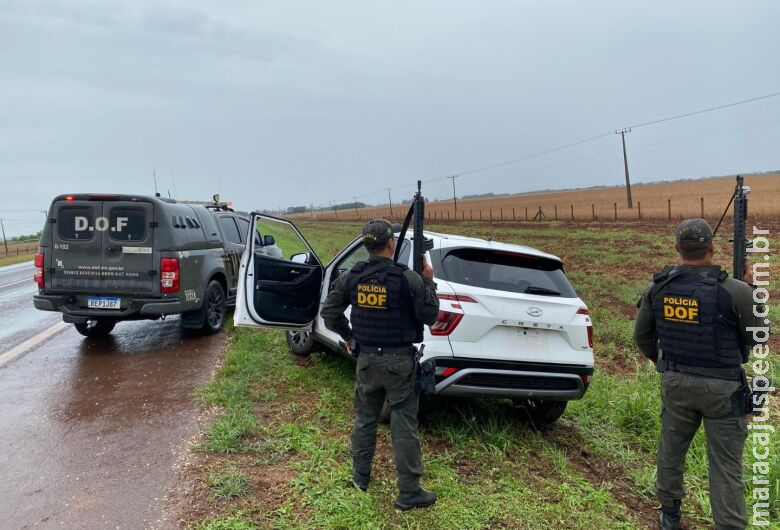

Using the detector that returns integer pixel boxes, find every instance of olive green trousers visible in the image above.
[657,370,748,529]
[351,353,422,493]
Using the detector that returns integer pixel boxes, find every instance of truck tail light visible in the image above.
[34,252,45,289]
[160,258,179,293]
[429,310,463,336]
[587,325,593,348]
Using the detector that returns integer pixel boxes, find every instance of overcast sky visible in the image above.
[1,1,779,236]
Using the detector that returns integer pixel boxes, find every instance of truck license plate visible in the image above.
[87,296,121,309]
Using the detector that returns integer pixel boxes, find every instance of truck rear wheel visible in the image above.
[74,319,115,337]
[181,280,226,334]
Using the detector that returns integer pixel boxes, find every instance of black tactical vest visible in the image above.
[347,260,421,347]
[650,265,745,368]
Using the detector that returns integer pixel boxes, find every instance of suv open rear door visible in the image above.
[233,214,323,330]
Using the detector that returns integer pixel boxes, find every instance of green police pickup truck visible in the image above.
[32,193,280,336]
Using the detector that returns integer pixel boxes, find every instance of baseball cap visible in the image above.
[362,218,394,251]
[675,218,713,248]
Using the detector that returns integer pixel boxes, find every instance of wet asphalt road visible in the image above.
[0,262,225,529]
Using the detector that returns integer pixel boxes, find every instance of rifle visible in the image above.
[394,180,433,274]
[713,175,752,281]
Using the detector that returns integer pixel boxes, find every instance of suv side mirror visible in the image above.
[263,235,275,246]
[290,252,309,264]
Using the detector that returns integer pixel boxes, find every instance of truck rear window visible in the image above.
[57,207,95,241]
[109,209,146,241]
[435,248,577,297]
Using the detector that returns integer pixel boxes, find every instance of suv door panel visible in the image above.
[234,214,323,330]
[253,255,322,324]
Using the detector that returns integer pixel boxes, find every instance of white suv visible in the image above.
[234,215,594,423]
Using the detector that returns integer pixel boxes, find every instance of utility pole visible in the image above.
[448,175,459,212]
[616,128,633,209]
[41,209,48,221]
[387,188,393,217]
[0,219,7,254]
[353,196,359,217]
[330,201,338,219]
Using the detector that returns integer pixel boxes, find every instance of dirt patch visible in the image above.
[163,450,298,529]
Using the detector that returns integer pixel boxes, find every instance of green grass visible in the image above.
[207,466,251,500]
[191,219,780,529]
[196,330,639,530]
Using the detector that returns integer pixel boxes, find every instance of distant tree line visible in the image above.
[7,232,41,242]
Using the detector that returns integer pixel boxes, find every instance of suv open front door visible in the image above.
[233,214,323,330]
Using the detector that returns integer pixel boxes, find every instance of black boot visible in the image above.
[350,469,369,492]
[395,488,437,511]
[658,500,681,530]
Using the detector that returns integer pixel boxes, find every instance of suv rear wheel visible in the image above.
[513,399,567,425]
[74,319,116,337]
[286,330,315,356]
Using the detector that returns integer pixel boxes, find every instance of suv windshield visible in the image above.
[434,248,577,297]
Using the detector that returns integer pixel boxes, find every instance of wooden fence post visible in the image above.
[470,210,473,220]
[525,207,528,221]
[638,201,642,220]
[554,205,558,221]
[512,207,516,221]
[489,210,493,222]
[570,204,574,220]
[668,199,671,220]
[614,202,617,221]
[500,208,503,221]
[700,197,704,217]
[592,204,595,220]
[479,210,482,221]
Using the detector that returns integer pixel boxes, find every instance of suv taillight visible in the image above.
[429,310,463,336]
[34,252,44,289]
[160,258,179,293]
[577,307,593,348]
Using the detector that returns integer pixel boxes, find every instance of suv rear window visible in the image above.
[109,208,146,241]
[57,207,95,241]
[434,248,577,297]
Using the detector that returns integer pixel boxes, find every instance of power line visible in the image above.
[627,90,780,130]
[288,90,780,213]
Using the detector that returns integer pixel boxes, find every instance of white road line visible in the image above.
[0,278,31,289]
[0,322,70,368]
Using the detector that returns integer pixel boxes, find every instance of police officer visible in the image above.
[634,218,762,530]
[321,218,440,510]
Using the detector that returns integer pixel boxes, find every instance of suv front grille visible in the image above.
[456,373,578,390]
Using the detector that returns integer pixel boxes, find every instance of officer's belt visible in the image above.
[666,360,743,382]
[359,345,416,356]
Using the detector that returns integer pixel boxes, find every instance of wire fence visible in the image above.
[289,196,756,223]
[1,245,36,256]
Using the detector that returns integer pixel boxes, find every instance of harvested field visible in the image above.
[298,172,779,223]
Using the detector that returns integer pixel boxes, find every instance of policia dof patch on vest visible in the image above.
[662,295,700,324]
[356,283,388,309]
